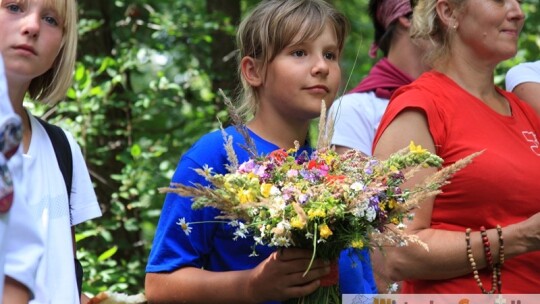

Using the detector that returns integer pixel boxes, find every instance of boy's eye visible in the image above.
[324,52,337,60]
[292,50,306,57]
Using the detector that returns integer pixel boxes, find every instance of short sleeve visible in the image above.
[329,92,389,155]
[505,61,540,92]
[64,130,102,225]
[146,154,221,273]
[373,86,448,153]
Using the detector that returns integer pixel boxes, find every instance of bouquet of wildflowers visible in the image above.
[160,101,479,303]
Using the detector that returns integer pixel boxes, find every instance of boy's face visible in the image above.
[256,22,341,122]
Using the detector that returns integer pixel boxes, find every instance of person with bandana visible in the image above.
[329,0,429,156]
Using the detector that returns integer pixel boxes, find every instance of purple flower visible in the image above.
[238,159,255,173]
[300,169,317,183]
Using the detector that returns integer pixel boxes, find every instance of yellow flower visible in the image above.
[287,146,299,154]
[319,224,333,239]
[387,199,396,209]
[390,217,400,225]
[290,217,305,229]
[260,183,273,198]
[238,189,255,204]
[351,239,364,249]
[321,153,336,166]
[409,140,427,154]
[308,208,326,219]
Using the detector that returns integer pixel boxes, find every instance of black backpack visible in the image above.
[36,117,83,298]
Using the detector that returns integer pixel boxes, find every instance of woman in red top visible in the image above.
[372,0,540,294]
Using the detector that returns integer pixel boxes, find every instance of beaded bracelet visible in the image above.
[496,225,504,266]
[480,226,494,269]
[496,225,504,293]
[465,228,500,294]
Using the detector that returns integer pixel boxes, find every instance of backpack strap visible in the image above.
[35,116,83,297]
[35,117,73,218]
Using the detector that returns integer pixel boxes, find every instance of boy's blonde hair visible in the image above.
[26,0,78,104]
[410,0,465,66]
[236,0,349,120]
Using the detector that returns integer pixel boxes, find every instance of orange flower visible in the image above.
[269,149,288,163]
[326,175,345,184]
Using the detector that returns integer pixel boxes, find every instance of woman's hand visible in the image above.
[245,248,331,302]
[509,212,540,254]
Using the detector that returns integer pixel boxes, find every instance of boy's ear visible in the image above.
[241,56,263,87]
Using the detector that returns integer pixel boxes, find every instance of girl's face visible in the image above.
[256,22,341,122]
[452,0,524,64]
[0,0,64,84]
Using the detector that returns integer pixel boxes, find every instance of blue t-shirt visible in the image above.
[146,126,377,302]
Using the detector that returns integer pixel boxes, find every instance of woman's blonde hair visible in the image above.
[235,0,349,120]
[27,0,78,104]
[410,0,465,65]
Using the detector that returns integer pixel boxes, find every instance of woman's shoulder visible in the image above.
[392,71,456,102]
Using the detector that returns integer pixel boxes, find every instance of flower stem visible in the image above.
[303,222,318,278]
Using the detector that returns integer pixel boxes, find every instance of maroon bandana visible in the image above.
[349,58,414,99]
[369,0,413,58]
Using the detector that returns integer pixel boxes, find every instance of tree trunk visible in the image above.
[206,0,241,96]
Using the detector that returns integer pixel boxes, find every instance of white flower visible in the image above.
[233,229,247,240]
[388,282,399,293]
[270,185,281,196]
[397,222,407,230]
[253,236,264,245]
[350,182,364,192]
[233,222,249,240]
[271,236,291,247]
[353,200,369,217]
[176,218,192,236]
[366,206,377,222]
[228,220,240,227]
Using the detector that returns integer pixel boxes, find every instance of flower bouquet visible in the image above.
[160,100,479,303]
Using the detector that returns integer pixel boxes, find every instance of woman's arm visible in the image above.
[145,248,330,303]
[373,109,540,281]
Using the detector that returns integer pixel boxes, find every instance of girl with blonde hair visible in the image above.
[0,0,102,302]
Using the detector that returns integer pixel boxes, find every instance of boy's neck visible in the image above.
[247,115,310,150]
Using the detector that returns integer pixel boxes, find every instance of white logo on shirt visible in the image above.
[522,131,540,156]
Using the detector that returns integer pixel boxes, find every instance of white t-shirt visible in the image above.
[25,114,102,304]
[506,60,540,92]
[328,91,389,156]
[1,56,43,301]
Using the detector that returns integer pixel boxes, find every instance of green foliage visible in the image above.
[39,0,539,296]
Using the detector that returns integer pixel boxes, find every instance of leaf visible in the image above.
[98,246,118,261]
[131,144,142,158]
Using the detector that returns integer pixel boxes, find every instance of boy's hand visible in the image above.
[245,248,331,302]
